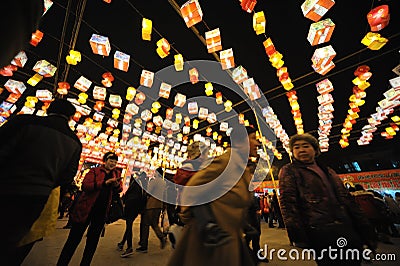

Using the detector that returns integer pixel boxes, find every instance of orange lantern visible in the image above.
[101,72,114,87]
[241,0,257,13]
[367,5,390,32]
[180,0,203,28]
[73,112,81,122]
[30,30,44,47]
[57,82,70,95]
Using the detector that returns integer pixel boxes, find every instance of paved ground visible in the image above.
[23,218,400,265]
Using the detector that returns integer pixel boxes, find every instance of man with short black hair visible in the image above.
[0,99,82,258]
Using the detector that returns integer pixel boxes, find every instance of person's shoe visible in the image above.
[160,236,167,249]
[135,246,148,253]
[120,248,133,258]
[117,242,124,251]
[203,223,232,247]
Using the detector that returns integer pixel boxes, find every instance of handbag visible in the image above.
[106,189,124,224]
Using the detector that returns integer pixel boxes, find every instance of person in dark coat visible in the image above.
[279,133,377,266]
[0,99,82,260]
[118,171,148,257]
[57,152,122,266]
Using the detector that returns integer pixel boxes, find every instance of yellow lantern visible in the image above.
[27,73,43,87]
[205,82,213,96]
[213,132,218,140]
[126,86,136,101]
[142,18,152,41]
[112,108,120,119]
[253,11,266,35]
[66,50,81,65]
[174,54,184,71]
[193,119,199,129]
[224,100,232,112]
[175,113,182,124]
[78,92,88,104]
[156,38,170,58]
[25,96,38,108]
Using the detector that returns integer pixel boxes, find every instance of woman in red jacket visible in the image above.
[57,152,122,266]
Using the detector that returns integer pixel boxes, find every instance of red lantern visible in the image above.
[241,0,257,13]
[367,5,390,32]
[57,82,70,95]
[0,65,18,77]
[73,112,81,122]
[30,30,44,47]
[101,72,114,87]
[93,101,105,112]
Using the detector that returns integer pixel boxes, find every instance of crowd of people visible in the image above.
[1,100,400,265]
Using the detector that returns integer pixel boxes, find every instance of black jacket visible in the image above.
[0,114,82,197]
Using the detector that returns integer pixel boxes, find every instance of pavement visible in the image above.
[23,218,400,266]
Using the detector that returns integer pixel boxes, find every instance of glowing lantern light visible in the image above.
[189,68,199,84]
[269,52,284,69]
[140,70,154,88]
[166,108,174,120]
[101,72,114,87]
[198,107,208,119]
[224,100,232,112]
[354,65,372,81]
[89,34,111,56]
[213,132,219,140]
[57,82,70,95]
[30,30,44,47]
[27,74,43,87]
[241,0,257,13]
[180,0,203,28]
[159,82,171,99]
[141,109,153,121]
[112,108,120,119]
[109,94,122,108]
[263,38,276,57]
[174,54,184,71]
[142,18,152,41]
[66,50,81,65]
[220,48,235,70]
[135,92,146,105]
[205,28,222,53]
[126,86,136,101]
[215,92,223,104]
[301,0,335,22]
[73,112,81,122]
[307,18,335,46]
[114,51,130,72]
[193,119,199,129]
[74,76,92,92]
[206,127,212,136]
[151,101,161,114]
[367,5,390,32]
[232,66,247,84]
[0,64,18,77]
[253,11,266,35]
[188,102,198,114]
[205,82,213,96]
[25,96,38,108]
[156,38,170,58]
[93,101,105,112]
[93,86,106,101]
[174,93,186,107]
[78,93,88,104]
[33,60,57,77]
[238,113,245,124]
[361,32,388,50]
[147,122,154,132]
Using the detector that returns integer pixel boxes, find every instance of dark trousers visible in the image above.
[57,213,105,266]
[0,195,47,264]
[120,208,141,249]
[140,208,163,248]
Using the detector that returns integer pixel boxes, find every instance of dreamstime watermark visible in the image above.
[257,237,397,262]
[128,60,277,205]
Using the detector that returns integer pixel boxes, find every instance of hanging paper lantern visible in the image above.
[361,32,388,50]
[74,76,92,92]
[0,65,18,77]
[205,28,222,53]
[156,38,170,58]
[367,5,390,32]
[224,100,232,112]
[33,60,57,77]
[78,92,88,104]
[192,119,199,129]
[57,82,70,95]
[220,48,235,70]
[220,122,229,132]
[232,66,248,84]
[89,34,111,56]
[109,94,122,108]
[174,93,186,107]
[112,108,120,120]
[93,86,106,101]
[301,0,335,22]
[141,109,153,121]
[25,96,38,108]
[114,51,130,72]
[135,92,146,105]
[205,82,213,96]
[206,127,212,136]
[253,11,266,35]
[142,18,152,41]
[175,113,183,124]
[101,72,114,87]
[140,70,154,88]
[241,0,257,13]
[307,18,335,46]
[189,68,199,84]
[126,86,136,101]
[30,30,44,47]
[66,50,81,65]
[269,52,284,69]
[93,101,105,112]
[198,107,208,119]
[11,51,28,68]
[263,38,276,57]
[215,92,223,104]
[174,54,184,71]
[180,0,203,28]
[146,122,154,132]
[151,101,161,114]
[238,113,245,124]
